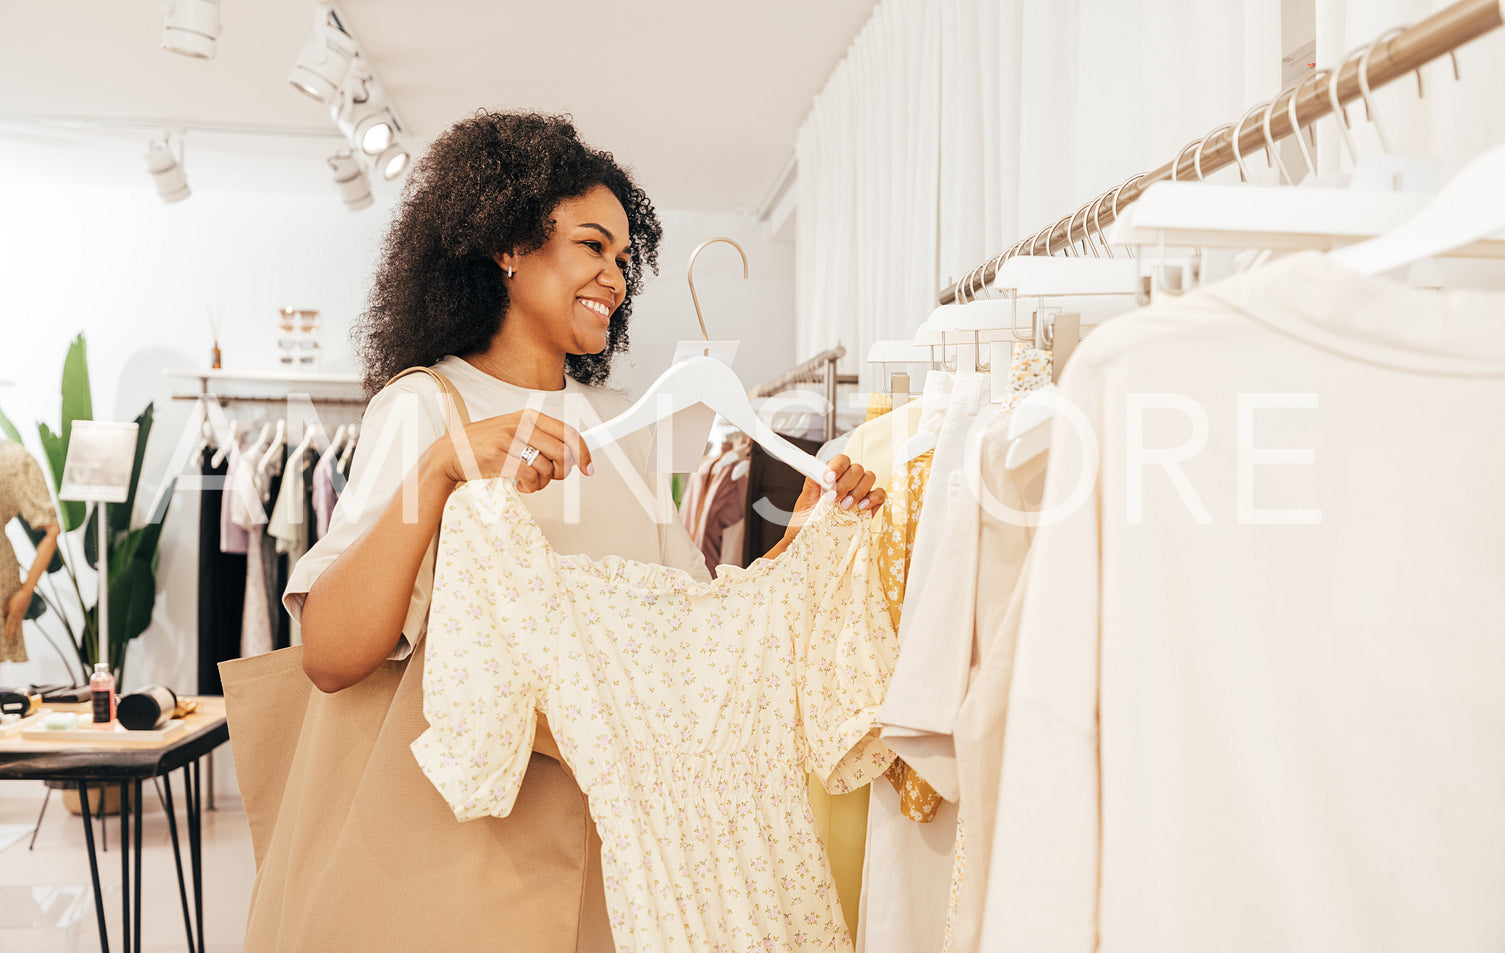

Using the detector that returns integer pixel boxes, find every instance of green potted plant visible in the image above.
[0,334,171,815]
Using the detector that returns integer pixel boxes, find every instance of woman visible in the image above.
[260,111,884,951]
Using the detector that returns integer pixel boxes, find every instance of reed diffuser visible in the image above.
[207,305,223,369]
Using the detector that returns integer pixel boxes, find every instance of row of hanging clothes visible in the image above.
[821,9,1505,953]
[194,409,360,694]
[683,345,861,575]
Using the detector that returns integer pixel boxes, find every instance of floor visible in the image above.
[0,774,254,953]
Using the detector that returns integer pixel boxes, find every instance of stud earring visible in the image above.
[506,265,514,278]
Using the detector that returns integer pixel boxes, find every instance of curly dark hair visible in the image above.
[354,110,663,396]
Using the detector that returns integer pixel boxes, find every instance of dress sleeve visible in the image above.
[411,481,550,822]
[792,505,900,794]
[282,377,447,660]
[14,449,58,529]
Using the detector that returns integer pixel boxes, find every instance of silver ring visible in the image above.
[518,445,540,467]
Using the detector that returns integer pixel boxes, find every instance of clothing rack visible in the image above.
[165,367,369,406]
[170,393,369,406]
[750,346,855,442]
[938,0,1505,304]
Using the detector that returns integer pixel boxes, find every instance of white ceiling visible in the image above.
[0,0,877,211]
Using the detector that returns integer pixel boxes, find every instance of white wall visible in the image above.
[0,137,794,738]
[613,212,796,398]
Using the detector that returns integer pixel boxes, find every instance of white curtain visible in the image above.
[798,0,1304,388]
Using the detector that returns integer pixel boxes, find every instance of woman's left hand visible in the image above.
[771,455,885,556]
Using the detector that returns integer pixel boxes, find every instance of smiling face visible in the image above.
[497,184,632,359]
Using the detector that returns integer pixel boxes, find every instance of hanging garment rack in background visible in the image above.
[170,393,368,406]
[937,0,1505,304]
[750,345,855,442]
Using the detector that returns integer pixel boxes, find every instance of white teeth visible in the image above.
[580,298,609,317]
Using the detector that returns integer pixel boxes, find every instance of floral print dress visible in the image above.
[414,478,899,952]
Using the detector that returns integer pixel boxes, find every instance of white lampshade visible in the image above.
[376,141,410,181]
[161,0,220,59]
[332,68,393,155]
[328,150,372,211]
[145,135,190,203]
[355,108,395,155]
[289,5,358,103]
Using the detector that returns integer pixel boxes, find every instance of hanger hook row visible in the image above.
[1285,68,1329,181]
[1327,49,1362,165]
[1261,90,1294,185]
[685,237,749,342]
[1231,101,1272,183]
[1195,123,1235,183]
[1089,191,1115,259]
[1357,27,1408,155]
[1171,137,1202,183]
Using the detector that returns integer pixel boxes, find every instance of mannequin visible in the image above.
[1,440,61,662]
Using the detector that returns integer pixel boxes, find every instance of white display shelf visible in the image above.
[164,367,362,387]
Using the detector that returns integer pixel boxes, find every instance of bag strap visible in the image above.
[383,365,471,432]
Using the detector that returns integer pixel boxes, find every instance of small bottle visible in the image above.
[90,663,115,728]
[210,340,222,370]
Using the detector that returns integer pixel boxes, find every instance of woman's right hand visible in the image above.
[431,409,594,494]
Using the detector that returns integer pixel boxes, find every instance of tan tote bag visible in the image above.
[221,367,611,953]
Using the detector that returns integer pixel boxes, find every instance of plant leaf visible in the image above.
[36,423,84,531]
[108,558,155,652]
[0,404,21,445]
[59,334,92,451]
[109,403,153,531]
[23,592,44,621]
[83,504,99,569]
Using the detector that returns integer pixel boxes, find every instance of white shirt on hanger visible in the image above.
[985,251,1505,953]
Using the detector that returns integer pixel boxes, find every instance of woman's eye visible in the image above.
[616,259,629,272]
[583,240,603,253]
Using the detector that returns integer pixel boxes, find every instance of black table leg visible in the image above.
[28,785,51,850]
[133,779,143,953]
[120,782,131,953]
[161,773,196,953]
[77,781,110,953]
[188,759,205,953]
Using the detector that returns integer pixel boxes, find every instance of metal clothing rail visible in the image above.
[750,345,854,442]
[938,0,1505,304]
[170,393,369,406]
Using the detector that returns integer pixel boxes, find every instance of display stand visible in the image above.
[58,421,140,671]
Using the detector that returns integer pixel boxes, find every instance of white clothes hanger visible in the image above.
[257,420,286,481]
[189,419,214,463]
[1003,383,1062,471]
[244,422,273,466]
[892,369,955,467]
[1330,141,1505,275]
[317,424,347,473]
[209,415,241,469]
[290,423,319,468]
[580,355,829,484]
[337,423,359,476]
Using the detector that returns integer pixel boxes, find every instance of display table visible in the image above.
[0,696,228,953]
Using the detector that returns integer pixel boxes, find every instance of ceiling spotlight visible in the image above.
[289,4,358,103]
[328,150,372,211]
[145,133,190,203]
[161,0,220,59]
[332,66,393,154]
[355,107,397,155]
[376,141,410,181]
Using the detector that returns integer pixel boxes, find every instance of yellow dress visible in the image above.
[416,479,899,952]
